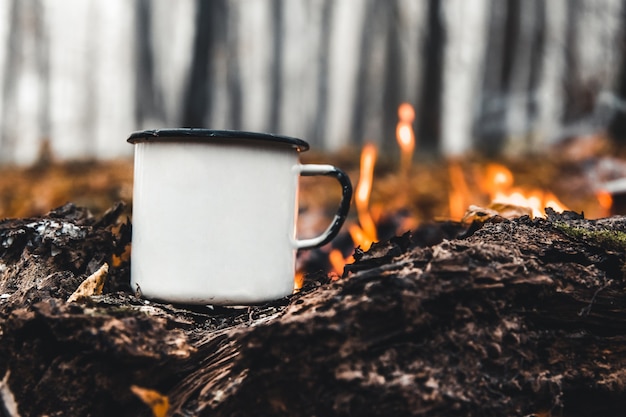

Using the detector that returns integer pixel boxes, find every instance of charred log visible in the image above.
[1,204,626,416]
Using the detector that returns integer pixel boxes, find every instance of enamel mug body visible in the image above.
[128,129,352,305]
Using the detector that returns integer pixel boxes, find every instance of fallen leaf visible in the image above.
[462,203,532,223]
[131,385,170,417]
[67,263,108,303]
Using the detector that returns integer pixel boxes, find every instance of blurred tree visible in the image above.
[608,0,626,142]
[417,0,444,156]
[182,0,227,127]
[1,0,50,164]
[135,0,165,126]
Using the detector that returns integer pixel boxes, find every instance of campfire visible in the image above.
[296,103,601,286]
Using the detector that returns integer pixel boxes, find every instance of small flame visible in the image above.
[396,103,416,176]
[294,271,304,291]
[448,161,471,220]
[480,163,568,218]
[482,163,514,196]
[492,189,544,218]
[354,143,378,247]
[348,223,374,251]
[596,190,613,216]
[397,125,414,148]
[329,249,346,278]
[543,192,569,213]
[327,143,380,278]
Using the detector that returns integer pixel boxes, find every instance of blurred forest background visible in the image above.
[2,0,626,223]
[0,0,626,165]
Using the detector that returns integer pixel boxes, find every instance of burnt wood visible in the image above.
[1,203,626,416]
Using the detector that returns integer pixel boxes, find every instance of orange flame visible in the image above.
[396,103,416,176]
[343,104,415,267]
[543,192,569,213]
[294,271,304,291]
[323,144,380,279]
[492,189,544,217]
[329,249,347,278]
[596,190,613,217]
[348,223,374,251]
[448,161,471,220]
[481,163,568,218]
[482,163,514,196]
[354,143,378,247]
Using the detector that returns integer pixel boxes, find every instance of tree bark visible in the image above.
[1,204,626,416]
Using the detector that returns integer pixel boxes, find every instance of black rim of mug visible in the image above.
[127,128,310,152]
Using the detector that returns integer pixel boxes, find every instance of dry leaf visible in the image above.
[462,203,533,223]
[131,385,170,417]
[67,263,108,303]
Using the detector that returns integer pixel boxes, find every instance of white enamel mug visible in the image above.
[128,129,352,305]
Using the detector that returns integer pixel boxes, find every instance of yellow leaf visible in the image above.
[131,385,170,417]
[67,263,108,302]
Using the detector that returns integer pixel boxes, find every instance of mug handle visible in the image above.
[294,164,353,250]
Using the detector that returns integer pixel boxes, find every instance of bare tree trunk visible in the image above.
[524,0,546,149]
[0,0,22,163]
[608,0,626,142]
[226,3,242,130]
[310,0,334,142]
[380,0,403,153]
[561,0,590,126]
[474,0,520,156]
[351,0,384,146]
[134,0,165,127]
[268,0,284,133]
[417,0,444,156]
[182,0,228,127]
